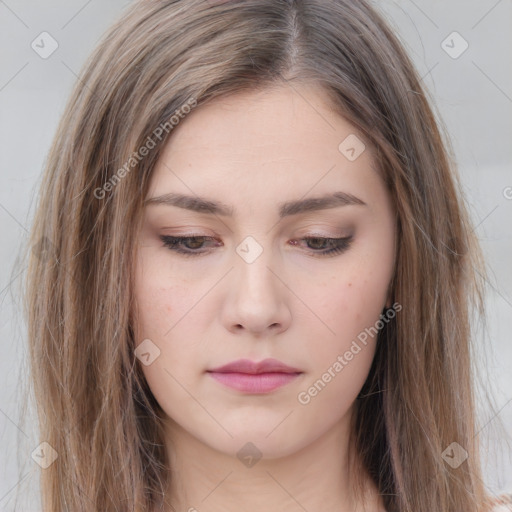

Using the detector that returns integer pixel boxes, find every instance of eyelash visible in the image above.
[159,235,353,258]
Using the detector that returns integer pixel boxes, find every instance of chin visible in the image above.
[211,434,308,463]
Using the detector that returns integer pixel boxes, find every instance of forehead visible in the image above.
[148,84,383,215]
[160,84,365,161]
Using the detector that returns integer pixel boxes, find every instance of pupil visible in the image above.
[308,238,326,249]
[187,237,204,249]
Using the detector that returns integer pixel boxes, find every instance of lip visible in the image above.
[207,358,303,393]
[209,358,302,374]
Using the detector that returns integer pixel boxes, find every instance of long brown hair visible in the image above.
[20,0,502,510]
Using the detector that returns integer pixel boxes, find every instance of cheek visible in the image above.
[312,265,390,338]
[133,262,201,415]
[132,249,192,339]
[301,241,393,374]
[132,253,189,383]
[296,276,386,418]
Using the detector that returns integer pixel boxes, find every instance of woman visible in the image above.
[22,0,511,511]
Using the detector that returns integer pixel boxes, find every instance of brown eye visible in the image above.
[290,236,353,257]
[305,237,329,250]
[160,235,221,257]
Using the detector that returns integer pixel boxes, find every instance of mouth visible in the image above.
[206,358,303,394]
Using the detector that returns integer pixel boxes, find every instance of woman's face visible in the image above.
[133,84,396,459]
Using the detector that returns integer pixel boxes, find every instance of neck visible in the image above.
[161,410,384,512]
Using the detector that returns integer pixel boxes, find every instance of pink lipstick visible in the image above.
[207,358,303,393]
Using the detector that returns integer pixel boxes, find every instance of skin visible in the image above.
[133,83,395,512]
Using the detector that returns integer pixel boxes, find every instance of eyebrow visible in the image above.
[144,191,366,218]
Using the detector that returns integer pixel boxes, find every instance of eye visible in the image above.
[289,236,353,257]
[160,235,353,258]
[160,235,220,257]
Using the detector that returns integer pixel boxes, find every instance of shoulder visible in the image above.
[489,493,512,511]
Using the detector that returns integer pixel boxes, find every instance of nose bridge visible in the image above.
[233,234,278,296]
[221,233,290,334]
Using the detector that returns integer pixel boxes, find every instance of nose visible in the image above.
[220,244,292,337]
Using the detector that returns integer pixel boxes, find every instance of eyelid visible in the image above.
[293,221,353,237]
[297,230,349,238]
